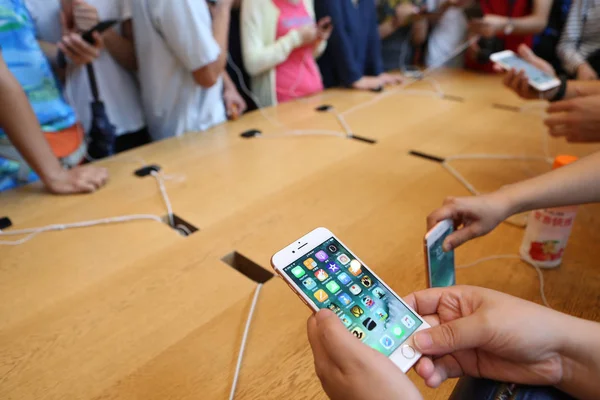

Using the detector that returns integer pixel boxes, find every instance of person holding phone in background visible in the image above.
[0,2,107,193]
[240,0,332,107]
[25,0,149,153]
[375,0,426,71]
[314,0,404,91]
[423,0,468,69]
[498,44,600,143]
[130,0,247,140]
[557,0,600,81]
[466,0,551,73]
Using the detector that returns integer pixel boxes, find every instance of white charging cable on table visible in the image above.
[458,254,550,308]
[228,283,264,400]
[0,165,179,246]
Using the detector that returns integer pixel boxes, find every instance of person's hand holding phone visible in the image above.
[297,23,319,47]
[316,17,333,42]
[58,9,103,66]
[406,286,566,389]
[427,193,511,251]
[307,309,424,400]
[496,45,558,100]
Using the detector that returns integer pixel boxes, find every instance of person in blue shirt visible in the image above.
[0,0,108,193]
[314,0,404,90]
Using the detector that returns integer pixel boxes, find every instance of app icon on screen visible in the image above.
[303,258,318,270]
[337,272,352,285]
[328,302,341,314]
[392,326,404,338]
[350,305,364,318]
[372,287,386,299]
[327,244,338,254]
[291,266,305,278]
[339,313,352,327]
[337,292,352,306]
[326,281,341,294]
[314,289,329,303]
[351,327,366,341]
[327,262,340,274]
[315,250,329,262]
[349,260,362,276]
[302,277,317,290]
[337,254,350,265]
[375,308,388,321]
[380,335,394,349]
[401,315,416,329]
[360,276,372,288]
[349,284,362,295]
[314,269,329,282]
[362,317,377,331]
[362,295,375,308]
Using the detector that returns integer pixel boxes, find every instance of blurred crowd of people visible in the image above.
[1,0,599,192]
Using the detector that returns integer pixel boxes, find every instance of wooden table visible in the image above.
[1,70,599,400]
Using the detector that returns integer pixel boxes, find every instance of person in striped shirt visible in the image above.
[557,0,600,80]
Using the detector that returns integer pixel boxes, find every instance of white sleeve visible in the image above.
[153,0,221,72]
[121,0,132,20]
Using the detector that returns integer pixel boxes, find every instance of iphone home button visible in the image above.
[401,344,416,359]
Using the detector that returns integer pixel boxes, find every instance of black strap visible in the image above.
[86,63,100,102]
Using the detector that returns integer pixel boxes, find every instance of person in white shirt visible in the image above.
[26,0,149,153]
[130,0,247,141]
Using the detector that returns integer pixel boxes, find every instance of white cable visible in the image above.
[1,166,181,246]
[151,170,174,227]
[457,254,550,308]
[229,283,263,400]
[0,215,163,245]
[441,161,480,195]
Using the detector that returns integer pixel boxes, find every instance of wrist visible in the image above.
[555,317,600,398]
[491,185,524,218]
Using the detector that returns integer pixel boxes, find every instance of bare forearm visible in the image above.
[499,151,600,215]
[222,71,236,92]
[379,20,396,39]
[211,4,232,73]
[557,317,600,399]
[510,15,548,35]
[0,67,63,183]
[103,22,137,71]
[412,19,428,45]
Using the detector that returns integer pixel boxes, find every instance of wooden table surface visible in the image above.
[1,70,599,400]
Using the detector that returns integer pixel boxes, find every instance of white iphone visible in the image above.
[271,227,430,373]
[424,220,456,288]
[490,50,560,92]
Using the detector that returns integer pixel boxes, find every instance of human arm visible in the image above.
[241,0,317,76]
[470,0,551,37]
[406,286,600,399]
[378,3,419,39]
[71,0,137,71]
[307,309,423,400]
[427,151,600,250]
[153,0,229,88]
[222,72,247,119]
[0,53,108,194]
